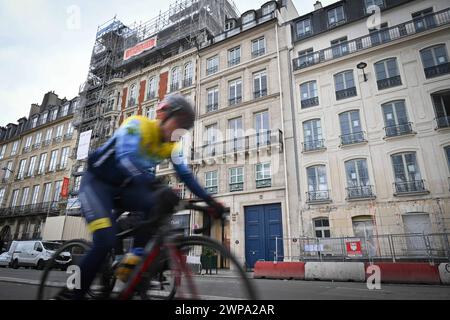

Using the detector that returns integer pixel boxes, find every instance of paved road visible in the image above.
[0,268,449,300]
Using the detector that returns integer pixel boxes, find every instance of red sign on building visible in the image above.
[346,240,362,256]
[61,177,70,198]
[123,37,157,61]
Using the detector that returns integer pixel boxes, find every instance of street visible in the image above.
[0,268,449,300]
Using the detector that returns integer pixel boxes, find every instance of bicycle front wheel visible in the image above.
[164,236,257,300]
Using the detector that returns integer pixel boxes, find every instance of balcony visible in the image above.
[377,75,402,90]
[302,139,326,152]
[394,180,429,196]
[147,91,156,100]
[335,87,357,100]
[42,139,51,147]
[0,201,61,218]
[252,48,265,58]
[182,78,193,88]
[228,58,240,67]
[346,185,376,200]
[170,83,180,92]
[192,130,283,162]
[205,186,218,194]
[229,96,242,106]
[206,66,218,76]
[53,136,63,144]
[435,116,450,129]
[32,143,41,150]
[340,131,366,146]
[301,96,319,109]
[206,103,219,113]
[424,62,450,79]
[23,146,31,153]
[230,182,244,192]
[292,8,450,71]
[254,89,268,99]
[64,133,73,141]
[256,178,271,189]
[306,190,331,203]
[384,123,414,137]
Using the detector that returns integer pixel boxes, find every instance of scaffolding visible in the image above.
[69,0,240,210]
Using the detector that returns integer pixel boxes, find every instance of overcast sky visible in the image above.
[0,0,338,125]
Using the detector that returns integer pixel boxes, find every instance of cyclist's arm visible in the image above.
[115,119,153,185]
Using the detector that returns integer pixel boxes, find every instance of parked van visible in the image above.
[11,241,71,270]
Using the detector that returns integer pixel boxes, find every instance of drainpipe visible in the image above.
[275,20,292,261]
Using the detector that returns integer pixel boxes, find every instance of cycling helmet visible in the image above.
[159,93,195,130]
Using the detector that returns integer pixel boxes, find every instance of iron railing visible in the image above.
[435,116,450,129]
[346,185,375,200]
[335,87,357,100]
[254,89,268,99]
[230,182,244,192]
[206,103,219,113]
[384,122,414,137]
[301,96,319,108]
[377,75,402,90]
[306,190,331,203]
[293,8,450,71]
[0,201,61,218]
[302,139,326,152]
[340,131,366,146]
[394,179,428,195]
[206,66,218,75]
[228,58,240,67]
[229,96,242,106]
[424,62,450,79]
[256,178,272,189]
[252,48,265,58]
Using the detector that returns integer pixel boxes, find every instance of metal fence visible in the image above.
[275,233,450,263]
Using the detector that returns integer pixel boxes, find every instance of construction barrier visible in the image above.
[365,262,441,285]
[305,262,365,282]
[438,263,450,285]
[253,261,305,279]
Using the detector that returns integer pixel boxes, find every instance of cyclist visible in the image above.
[58,93,224,299]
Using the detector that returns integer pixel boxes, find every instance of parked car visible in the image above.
[0,252,12,267]
[11,241,71,270]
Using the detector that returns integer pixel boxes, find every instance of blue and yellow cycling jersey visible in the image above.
[87,116,211,201]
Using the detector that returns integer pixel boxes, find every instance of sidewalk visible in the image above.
[193,269,254,279]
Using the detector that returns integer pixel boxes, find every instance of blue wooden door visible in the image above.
[245,204,283,269]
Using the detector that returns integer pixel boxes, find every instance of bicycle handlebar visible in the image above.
[180,200,230,235]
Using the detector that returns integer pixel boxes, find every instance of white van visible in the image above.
[11,241,71,270]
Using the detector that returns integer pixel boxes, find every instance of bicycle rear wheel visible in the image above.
[145,236,257,300]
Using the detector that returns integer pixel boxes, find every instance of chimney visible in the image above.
[314,1,323,10]
[29,103,40,118]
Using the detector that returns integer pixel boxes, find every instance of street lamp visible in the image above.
[357,62,368,82]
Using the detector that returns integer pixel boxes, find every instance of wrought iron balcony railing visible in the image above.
[306,190,331,203]
[229,96,242,106]
[301,96,319,108]
[228,58,240,67]
[206,103,219,113]
[335,87,357,100]
[424,62,450,79]
[183,78,193,88]
[205,186,218,194]
[340,131,366,146]
[394,179,428,195]
[254,89,268,99]
[0,201,61,218]
[256,178,271,189]
[252,48,266,58]
[206,66,218,75]
[384,122,414,137]
[435,116,450,129]
[230,182,244,192]
[346,185,375,200]
[377,75,402,90]
[293,8,450,71]
[302,139,326,152]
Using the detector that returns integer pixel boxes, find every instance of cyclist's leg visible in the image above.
[76,170,117,299]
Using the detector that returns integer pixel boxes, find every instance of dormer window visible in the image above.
[242,12,255,24]
[262,2,276,16]
[225,20,235,31]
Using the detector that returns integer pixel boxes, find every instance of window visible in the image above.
[11,189,19,207]
[228,47,241,67]
[297,48,314,69]
[205,124,218,156]
[27,156,37,177]
[206,56,219,75]
[0,145,5,159]
[331,37,348,58]
[49,150,58,171]
[53,181,63,202]
[300,81,319,108]
[31,185,40,205]
[242,12,255,24]
[147,77,157,100]
[60,147,70,168]
[51,109,58,121]
[66,123,74,136]
[328,6,345,27]
[334,70,356,100]
[17,159,27,179]
[207,87,219,112]
[205,171,218,194]
[365,0,385,13]
[24,136,32,150]
[128,84,137,106]
[314,218,330,238]
[43,183,52,203]
[420,45,450,78]
[306,165,330,202]
[392,152,426,194]
[252,37,265,58]
[369,22,390,45]
[382,100,412,137]
[228,117,244,151]
[0,188,5,206]
[255,111,270,146]
[4,161,13,179]
[40,112,48,125]
[303,119,324,152]
[31,117,38,128]
[445,146,450,173]
[35,132,42,146]
[106,92,115,111]
[170,67,180,92]
[262,2,276,16]
[73,176,82,193]
[339,110,365,145]
[256,163,271,188]
[375,58,402,89]
[45,128,53,143]
[20,187,30,206]
[11,141,19,156]
[412,8,436,31]
[345,159,374,199]
[55,125,64,138]
[229,79,242,105]
[183,63,193,87]
[229,167,244,192]
[432,90,450,128]
[253,71,268,98]
[37,153,47,174]
[61,103,69,117]
[225,20,235,31]
[296,19,311,38]
[146,106,156,120]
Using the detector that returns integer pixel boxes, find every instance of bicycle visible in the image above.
[37,199,257,300]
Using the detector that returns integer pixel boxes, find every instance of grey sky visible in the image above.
[0,0,338,125]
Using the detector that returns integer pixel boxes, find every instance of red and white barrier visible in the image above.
[438,263,450,285]
[253,261,305,279]
[365,262,441,285]
[305,262,366,282]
